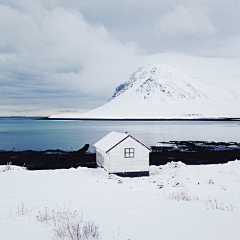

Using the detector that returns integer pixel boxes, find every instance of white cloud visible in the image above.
[206,35,240,58]
[0,3,142,101]
[157,4,217,36]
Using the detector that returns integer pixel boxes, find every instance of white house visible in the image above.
[94,131,151,177]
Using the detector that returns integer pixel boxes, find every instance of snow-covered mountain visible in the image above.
[50,64,240,119]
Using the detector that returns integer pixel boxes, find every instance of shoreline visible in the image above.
[41,117,240,121]
[1,141,239,171]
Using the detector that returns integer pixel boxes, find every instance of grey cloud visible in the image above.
[0,1,143,116]
[1,0,240,116]
[157,4,216,36]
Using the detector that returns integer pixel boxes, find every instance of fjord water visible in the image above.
[0,117,240,151]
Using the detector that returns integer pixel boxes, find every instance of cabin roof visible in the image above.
[94,131,151,153]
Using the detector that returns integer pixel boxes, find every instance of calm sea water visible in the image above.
[0,117,240,151]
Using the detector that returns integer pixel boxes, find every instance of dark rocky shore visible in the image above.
[150,141,240,165]
[0,141,240,170]
[0,144,96,170]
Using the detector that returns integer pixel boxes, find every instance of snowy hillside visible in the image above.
[0,161,240,239]
[50,64,240,119]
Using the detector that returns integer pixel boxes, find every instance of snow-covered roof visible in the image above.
[94,131,151,153]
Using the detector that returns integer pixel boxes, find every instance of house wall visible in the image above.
[96,147,110,171]
[108,137,150,173]
[96,151,102,167]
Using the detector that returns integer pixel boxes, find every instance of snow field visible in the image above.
[0,161,240,240]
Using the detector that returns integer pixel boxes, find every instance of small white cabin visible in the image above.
[94,131,151,177]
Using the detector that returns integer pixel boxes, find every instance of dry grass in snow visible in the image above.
[0,160,240,239]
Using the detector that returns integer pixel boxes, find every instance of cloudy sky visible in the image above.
[1,0,240,116]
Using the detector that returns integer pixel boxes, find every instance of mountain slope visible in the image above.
[50,64,240,119]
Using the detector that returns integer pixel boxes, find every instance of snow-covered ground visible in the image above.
[1,161,240,240]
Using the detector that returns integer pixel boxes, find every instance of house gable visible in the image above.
[106,135,151,153]
[108,136,150,173]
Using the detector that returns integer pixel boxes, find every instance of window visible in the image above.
[124,148,134,158]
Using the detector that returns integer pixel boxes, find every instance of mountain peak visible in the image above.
[110,64,207,102]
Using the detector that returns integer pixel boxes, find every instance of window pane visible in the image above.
[124,148,134,158]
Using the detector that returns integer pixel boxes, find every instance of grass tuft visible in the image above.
[37,206,99,240]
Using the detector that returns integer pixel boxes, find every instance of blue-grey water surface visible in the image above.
[0,117,240,151]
